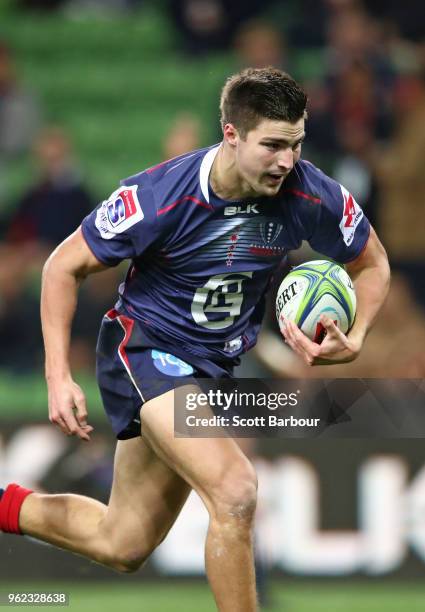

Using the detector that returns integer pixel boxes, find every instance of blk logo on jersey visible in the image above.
[151,350,194,376]
[224,204,259,216]
[339,185,363,246]
[95,185,144,240]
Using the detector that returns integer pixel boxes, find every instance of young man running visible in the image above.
[0,67,390,612]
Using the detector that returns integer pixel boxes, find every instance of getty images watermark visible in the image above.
[185,388,320,428]
[174,378,425,439]
[174,380,323,438]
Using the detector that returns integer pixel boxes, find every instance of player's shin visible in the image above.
[205,513,258,612]
[2,487,118,569]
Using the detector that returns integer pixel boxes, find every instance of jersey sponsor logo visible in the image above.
[224,204,259,216]
[224,336,242,353]
[191,272,253,330]
[151,350,194,376]
[249,245,286,257]
[339,185,363,246]
[259,221,283,245]
[95,185,144,239]
[249,221,285,257]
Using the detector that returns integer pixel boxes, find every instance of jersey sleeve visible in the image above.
[81,181,159,266]
[306,177,370,263]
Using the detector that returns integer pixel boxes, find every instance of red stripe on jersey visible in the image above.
[146,158,175,174]
[157,196,213,216]
[282,188,321,204]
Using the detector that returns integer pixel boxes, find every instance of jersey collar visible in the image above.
[199,144,221,203]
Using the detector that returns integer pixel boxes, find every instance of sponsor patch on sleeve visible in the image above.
[339,184,363,246]
[95,185,144,239]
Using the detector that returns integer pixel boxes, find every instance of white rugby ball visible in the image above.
[276,260,356,343]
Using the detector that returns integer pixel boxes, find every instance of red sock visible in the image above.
[0,483,33,534]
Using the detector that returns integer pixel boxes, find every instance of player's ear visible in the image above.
[223,123,239,148]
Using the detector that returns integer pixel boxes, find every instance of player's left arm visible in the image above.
[343,226,390,350]
[282,227,390,365]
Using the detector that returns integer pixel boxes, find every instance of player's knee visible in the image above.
[109,552,145,573]
[210,460,258,524]
[107,546,151,573]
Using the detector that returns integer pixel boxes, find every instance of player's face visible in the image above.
[234,118,305,197]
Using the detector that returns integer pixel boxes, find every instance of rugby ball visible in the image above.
[276,260,356,343]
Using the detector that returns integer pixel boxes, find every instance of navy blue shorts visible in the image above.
[96,309,236,439]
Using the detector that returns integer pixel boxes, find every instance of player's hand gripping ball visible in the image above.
[276,260,356,344]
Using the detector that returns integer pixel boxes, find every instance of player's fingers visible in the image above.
[73,390,88,427]
[72,387,93,437]
[281,316,300,343]
[62,410,92,441]
[285,319,318,353]
[282,318,306,352]
[280,317,300,350]
[319,315,349,347]
[320,315,341,336]
[284,319,320,365]
[49,412,72,436]
[279,314,289,341]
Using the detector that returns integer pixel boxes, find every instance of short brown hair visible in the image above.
[220,67,307,137]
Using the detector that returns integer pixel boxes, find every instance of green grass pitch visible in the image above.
[2,581,425,612]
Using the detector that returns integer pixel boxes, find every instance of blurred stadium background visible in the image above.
[1,0,425,610]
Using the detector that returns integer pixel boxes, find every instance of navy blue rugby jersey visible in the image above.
[81,144,370,361]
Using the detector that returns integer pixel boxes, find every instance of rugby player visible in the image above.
[0,67,390,611]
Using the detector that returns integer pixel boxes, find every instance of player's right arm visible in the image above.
[41,227,108,441]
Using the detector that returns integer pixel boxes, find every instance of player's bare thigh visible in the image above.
[140,386,257,515]
[102,435,191,553]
